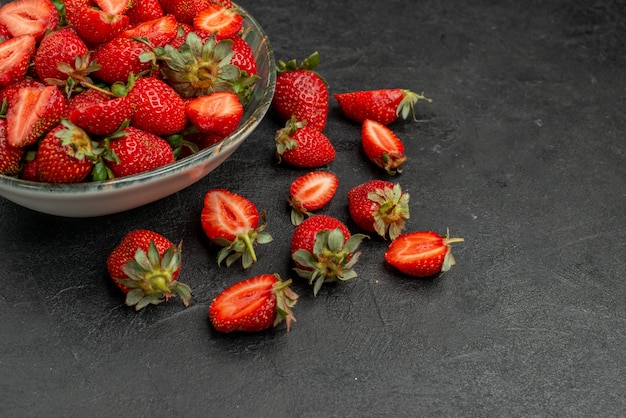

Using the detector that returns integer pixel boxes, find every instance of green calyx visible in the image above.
[118,240,192,311]
[441,228,465,273]
[55,119,99,162]
[292,228,368,296]
[397,89,432,121]
[368,183,410,241]
[274,116,305,161]
[215,211,273,269]
[272,274,299,332]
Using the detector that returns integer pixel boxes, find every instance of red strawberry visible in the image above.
[35,120,98,183]
[105,126,175,177]
[120,14,178,47]
[274,117,335,168]
[288,171,338,226]
[65,0,130,45]
[290,214,367,296]
[347,180,409,240]
[128,77,187,135]
[273,51,328,131]
[0,23,10,42]
[34,27,89,82]
[384,230,464,277]
[0,118,23,176]
[0,0,58,42]
[229,35,257,76]
[94,0,132,15]
[19,153,40,181]
[361,119,406,175]
[107,229,192,310]
[6,84,65,148]
[209,273,298,333]
[193,3,243,40]
[161,0,212,24]
[126,0,164,26]
[92,37,153,84]
[67,89,134,135]
[0,35,36,89]
[185,91,243,138]
[200,189,273,268]
[335,89,432,125]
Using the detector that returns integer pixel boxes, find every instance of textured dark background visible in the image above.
[1,0,625,416]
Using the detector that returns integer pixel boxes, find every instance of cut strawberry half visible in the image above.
[0,35,35,88]
[288,171,339,226]
[185,91,244,138]
[94,0,132,15]
[193,3,243,40]
[361,119,407,175]
[0,0,58,42]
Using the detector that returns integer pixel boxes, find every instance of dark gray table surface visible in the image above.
[1,0,625,416]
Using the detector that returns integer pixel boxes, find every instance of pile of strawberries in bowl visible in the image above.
[0,0,275,217]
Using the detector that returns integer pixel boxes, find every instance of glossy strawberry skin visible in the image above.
[106,126,175,178]
[0,35,36,88]
[161,0,213,24]
[92,37,153,84]
[361,119,406,175]
[335,89,432,125]
[65,0,130,45]
[126,0,165,26]
[229,35,257,76]
[34,27,89,82]
[0,119,23,176]
[120,14,178,47]
[275,119,335,168]
[67,90,134,136]
[129,77,188,136]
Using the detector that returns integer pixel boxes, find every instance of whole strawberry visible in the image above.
[335,89,432,125]
[209,273,298,333]
[291,215,367,296]
[385,229,464,277]
[272,51,328,130]
[126,0,165,26]
[128,77,187,136]
[65,0,130,45]
[347,180,410,240]
[34,27,89,82]
[361,119,406,175]
[107,229,192,310]
[201,189,273,268]
[288,171,338,226]
[67,90,134,136]
[92,37,153,84]
[229,35,257,76]
[275,117,335,168]
[35,120,99,184]
[105,126,175,178]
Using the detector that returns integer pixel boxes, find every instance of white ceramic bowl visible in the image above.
[0,7,275,217]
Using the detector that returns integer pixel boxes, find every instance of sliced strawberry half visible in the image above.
[94,0,132,15]
[121,13,178,47]
[0,0,58,42]
[0,35,35,88]
[193,3,243,40]
[361,118,407,175]
[288,171,339,226]
[185,91,244,138]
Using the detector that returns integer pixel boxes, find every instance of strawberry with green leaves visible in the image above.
[385,229,464,277]
[209,273,298,333]
[34,27,89,82]
[92,36,153,84]
[335,89,432,125]
[229,35,257,76]
[128,77,188,135]
[0,0,58,42]
[275,116,335,168]
[201,189,273,268]
[185,91,243,138]
[107,229,192,311]
[288,171,338,226]
[291,215,367,296]
[347,180,409,241]
[273,51,328,131]
[361,119,407,175]
[0,34,36,89]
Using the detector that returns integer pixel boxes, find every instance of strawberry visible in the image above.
[105,126,175,177]
[0,118,23,176]
[126,0,164,26]
[92,37,153,84]
[209,273,298,333]
[34,27,89,82]
[193,3,243,40]
[288,171,338,226]
[93,0,132,16]
[35,120,99,183]
[6,84,66,148]
[120,14,178,47]
[200,189,273,268]
[361,119,406,175]
[106,229,192,310]
[0,0,58,42]
[229,35,257,76]
[67,89,134,135]
[0,23,10,42]
[185,91,243,138]
[161,0,212,24]
[274,117,335,168]
[65,0,130,45]
[347,180,409,241]
[273,51,328,131]
[291,215,367,296]
[334,89,432,125]
[128,77,187,135]
[19,153,40,181]
[384,230,464,277]
[0,35,36,89]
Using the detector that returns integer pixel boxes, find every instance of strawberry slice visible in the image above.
[185,91,244,138]
[209,273,299,333]
[361,119,407,175]
[193,3,243,40]
[94,0,132,15]
[120,14,178,47]
[200,189,273,268]
[0,35,35,88]
[384,230,464,277]
[288,171,338,226]
[0,0,58,42]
